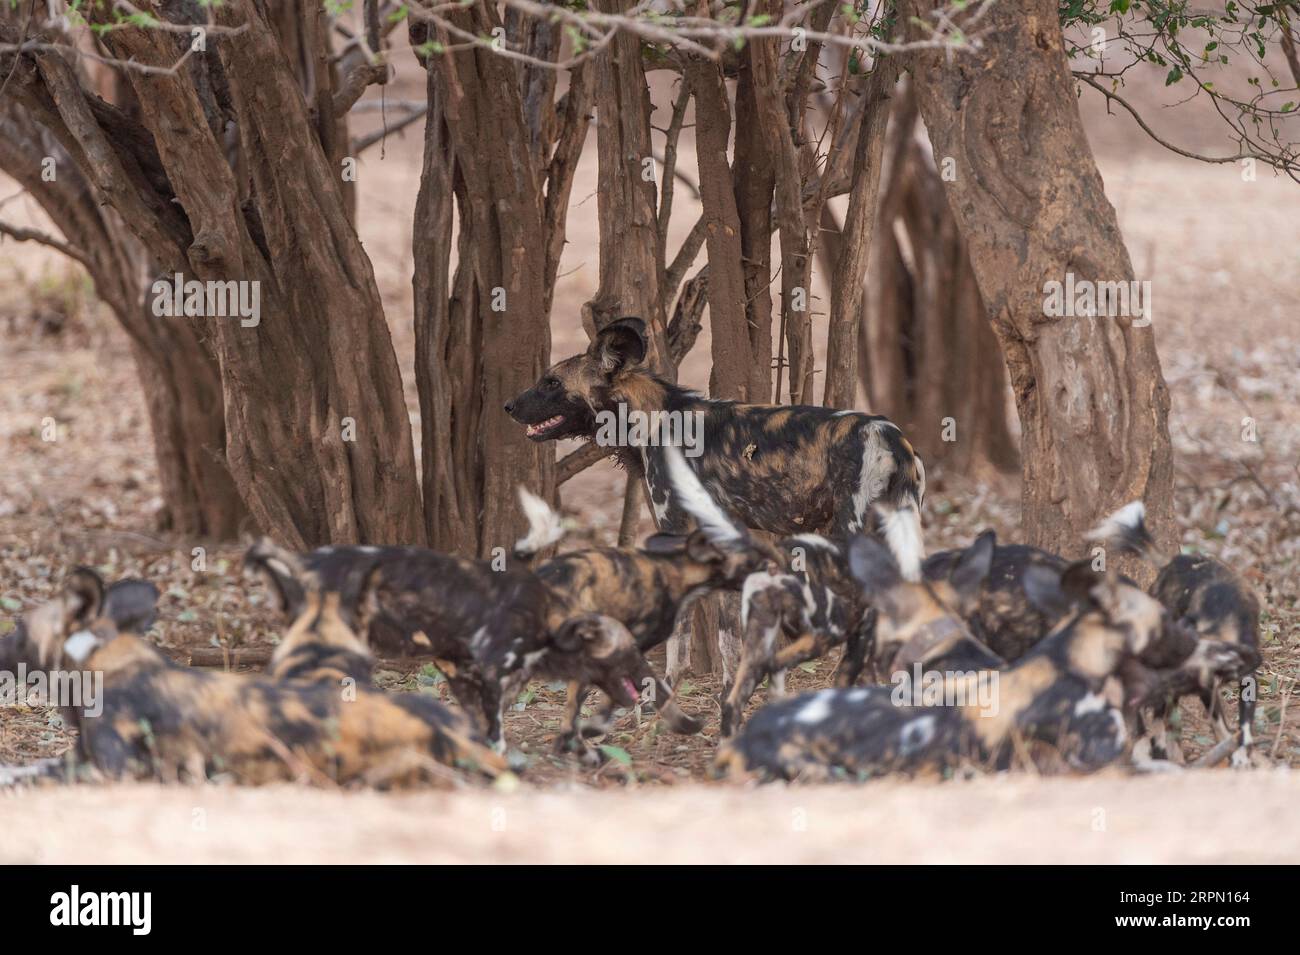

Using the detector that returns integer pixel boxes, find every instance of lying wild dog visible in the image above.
[1085,502,1263,767]
[534,444,773,752]
[506,316,927,678]
[4,567,505,787]
[721,531,1005,737]
[0,576,159,676]
[715,537,1201,782]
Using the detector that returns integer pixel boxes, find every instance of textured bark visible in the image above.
[583,0,670,370]
[0,108,244,538]
[686,57,764,403]
[749,0,813,405]
[411,74,472,552]
[905,0,1173,554]
[2,5,424,549]
[731,67,776,395]
[824,62,897,410]
[413,2,586,555]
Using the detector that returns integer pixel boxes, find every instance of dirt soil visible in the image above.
[0,53,1297,863]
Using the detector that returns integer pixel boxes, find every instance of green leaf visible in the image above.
[1,596,22,612]
[1165,67,1183,86]
[599,744,633,766]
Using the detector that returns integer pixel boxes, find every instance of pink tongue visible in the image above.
[622,679,638,703]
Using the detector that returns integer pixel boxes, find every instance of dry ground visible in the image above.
[4,772,1299,865]
[0,57,1297,863]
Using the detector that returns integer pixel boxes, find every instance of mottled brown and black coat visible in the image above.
[4,569,505,787]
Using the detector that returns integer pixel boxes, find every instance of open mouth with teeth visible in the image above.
[524,414,566,438]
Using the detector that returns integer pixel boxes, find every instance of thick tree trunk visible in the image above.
[413,4,566,556]
[0,111,245,538]
[905,0,1173,554]
[860,85,1018,476]
[2,6,425,549]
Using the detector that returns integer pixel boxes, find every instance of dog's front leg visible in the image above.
[832,610,876,688]
[556,680,588,754]
[771,631,835,673]
[723,588,783,736]
[655,499,696,684]
[481,680,507,752]
[1235,674,1257,768]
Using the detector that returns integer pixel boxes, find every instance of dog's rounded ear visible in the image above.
[243,539,308,618]
[848,535,901,599]
[684,529,725,565]
[949,530,995,605]
[641,533,688,556]
[1060,560,1104,607]
[64,567,106,630]
[1022,564,1068,618]
[551,614,607,654]
[589,317,647,375]
[103,580,160,635]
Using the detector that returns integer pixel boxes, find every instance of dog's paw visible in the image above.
[666,712,703,735]
[578,716,612,740]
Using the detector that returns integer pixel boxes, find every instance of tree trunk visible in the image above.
[861,84,1018,476]
[413,4,570,556]
[824,61,897,410]
[686,56,767,404]
[2,5,425,549]
[904,0,1173,554]
[0,109,245,538]
[583,0,670,368]
[749,0,813,405]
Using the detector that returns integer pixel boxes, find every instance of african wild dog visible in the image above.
[721,530,1008,737]
[245,459,743,755]
[722,534,871,737]
[4,567,506,787]
[0,576,159,677]
[715,537,1203,782]
[246,536,549,748]
[506,316,927,679]
[1085,502,1263,767]
[921,532,1072,663]
[533,444,774,753]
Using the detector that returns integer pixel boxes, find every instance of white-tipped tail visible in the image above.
[1083,500,1163,563]
[514,487,566,557]
[879,503,924,582]
[662,444,744,544]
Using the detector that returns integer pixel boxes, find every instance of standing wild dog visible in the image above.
[716,537,1200,782]
[506,316,926,679]
[245,459,742,755]
[4,567,506,787]
[534,444,774,752]
[1085,502,1263,767]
